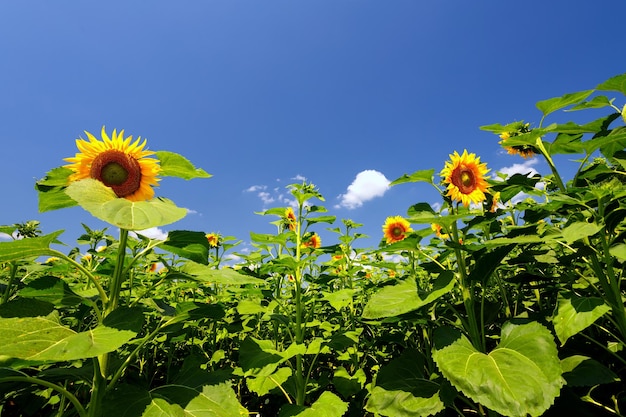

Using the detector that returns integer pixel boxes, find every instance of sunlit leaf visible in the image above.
[279,391,348,417]
[151,383,248,417]
[35,167,78,212]
[390,169,435,186]
[553,293,611,345]
[246,366,292,396]
[0,231,64,262]
[159,230,210,265]
[66,179,187,230]
[536,90,594,117]
[0,316,137,361]
[180,261,265,285]
[432,322,563,417]
[19,275,83,307]
[155,151,212,180]
[596,73,626,95]
[566,95,614,111]
[561,221,602,244]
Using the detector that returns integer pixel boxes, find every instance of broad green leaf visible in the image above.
[362,271,455,319]
[35,167,78,212]
[279,391,348,417]
[566,95,614,111]
[151,383,248,417]
[246,366,292,396]
[333,366,366,399]
[66,179,187,230]
[0,316,137,361]
[390,169,435,186]
[159,230,209,265]
[596,73,626,95]
[561,221,602,244]
[322,288,355,311]
[180,261,265,285]
[155,151,212,180]
[432,322,563,417]
[249,231,289,246]
[19,275,83,307]
[0,231,64,262]
[365,349,450,417]
[553,293,611,345]
[561,355,620,387]
[482,234,545,247]
[238,337,305,377]
[609,243,626,261]
[0,298,55,318]
[536,90,594,117]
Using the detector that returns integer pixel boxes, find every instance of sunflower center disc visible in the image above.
[101,162,129,186]
[393,227,402,236]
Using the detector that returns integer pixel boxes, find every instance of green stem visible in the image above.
[451,220,484,352]
[0,376,88,417]
[1,262,18,304]
[294,206,306,406]
[535,137,566,192]
[106,228,129,316]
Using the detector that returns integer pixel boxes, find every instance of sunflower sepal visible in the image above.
[65,179,187,230]
[155,151,212,180]
[35,167,79,212]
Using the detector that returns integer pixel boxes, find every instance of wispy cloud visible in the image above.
[335,170,391,209]
[244,182,295,207]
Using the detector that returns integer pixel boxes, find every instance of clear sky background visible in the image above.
[2,1,626,255]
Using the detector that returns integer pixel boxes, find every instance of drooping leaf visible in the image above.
[553,293,611,345]
[432,322,563,417]
[246,366,292,396]
[66,178,187,230]
[35,167,78,212]
[19,275,83,307]
[596,73,626,95]
[155,151,212,180]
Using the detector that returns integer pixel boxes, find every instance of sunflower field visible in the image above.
[1,73,626,417]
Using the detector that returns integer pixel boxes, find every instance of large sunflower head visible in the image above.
[284,207,297,231]
[441,150,490,207]
[382,216,413,244]
[206,232,221,248]
[64,127,160,202]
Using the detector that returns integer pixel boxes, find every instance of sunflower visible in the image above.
[498,124,536,159]
[206,233,221,248]
[382,216,413,244]
[431,223,450,239]
[489,191,501,213]
[302,233,321,249]
[64,127,160,202]
[284,207,297,231]
[441,150,490,207]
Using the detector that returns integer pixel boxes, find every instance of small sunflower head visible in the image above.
[431,223,450,239]
[498,123,536,159]
[302,233,321,249]
[206,232,221,248]
[284,207,297,231]
[382,216,413,244]
[441,150,490,207]
[64,127,160,202]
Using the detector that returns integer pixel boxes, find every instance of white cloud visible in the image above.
[258,192,275,204]
[495,158,539,179]
[244,185,266,193]
[336,170,391,209]
[186,208,199,215]
[132,227,168,240]
[292,174,307,182]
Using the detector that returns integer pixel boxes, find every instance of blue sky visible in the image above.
[2,1,626,255]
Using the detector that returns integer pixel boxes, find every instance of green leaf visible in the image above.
[19,276,83,307]
[0,231,64,262]
[66,178,187,230]
[553,293,611,345]
[390,169,435,186]
[561,355,620,387]
[365,349,450,417]
[151,383,248,417]
[432,322,563,417]
[609,243,626,261]
[180,261,265,285]
[596,73,626,95]
[362,271,455,319]
[35,167,78,212]
[0,316,137,361]
[322,289,355,312]
[279,391,348,417]
[155,151,212,180]
[536,90,594,117]
[246,366,292,396]
[561,221,602,244]
[333,366,366,399]
[566,95,614,111]
[159,230,209,265]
